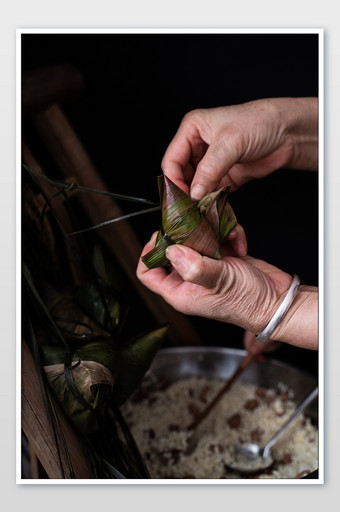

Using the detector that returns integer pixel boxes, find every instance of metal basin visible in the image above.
[145,346,319,478]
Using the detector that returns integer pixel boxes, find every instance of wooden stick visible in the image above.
[22,142,86,286]
[185,352,255,454]
[22,63,84,116]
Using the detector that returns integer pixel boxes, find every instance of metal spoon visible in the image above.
[226,386,318,474]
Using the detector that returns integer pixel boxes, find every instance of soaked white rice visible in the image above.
[122,377,318,479]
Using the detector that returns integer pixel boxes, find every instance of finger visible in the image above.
[182,164,195,189]
[243,330,282,355]
[140,231,158,258]
[161,125,195,193]
[165,244,228,289]
[162,117,208,193]
[242,330,266,356]
[161,159,190,194]
[223,224,248,257]
[190,132,242,200]
[162,162,196,194]
[136,231,182,293]
[137,262,178,296]
[137,232,160,277]
[137,249,186,301]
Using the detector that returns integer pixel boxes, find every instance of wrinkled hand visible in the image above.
[137,228,293,336]
[161,97,318,199]
[242,329,282,356]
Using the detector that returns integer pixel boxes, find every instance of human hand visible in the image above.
[161,97,318,199]
[242,329,282,357]
[137,233,318,350]
[138,230,291,334]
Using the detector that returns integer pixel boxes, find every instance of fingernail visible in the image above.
[166,245,185,263]
[190,184,206,200]
[166,245,190,273]
[150,232,158,244]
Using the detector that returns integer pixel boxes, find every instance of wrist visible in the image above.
[262,285,318,349]
[255,275,301,342]
[283,97,318,171]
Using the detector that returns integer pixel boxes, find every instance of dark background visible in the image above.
[21,33,319,375]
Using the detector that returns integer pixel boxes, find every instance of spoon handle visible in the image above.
[262,386,318,459]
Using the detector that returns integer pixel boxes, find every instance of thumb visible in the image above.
[190,136,240,199]
[165,244,228,289]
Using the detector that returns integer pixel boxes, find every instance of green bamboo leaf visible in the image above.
[218,200,237,241]
[41,338,121,434]
[92,244,125,292]
[142,176,237,269]
[77,340,120,376]
[74,282,121,333]
[142,176,201,268]
[41,345,71,365]
[41,339,121,377]
[112,325,168,406]
[43,360,114,434]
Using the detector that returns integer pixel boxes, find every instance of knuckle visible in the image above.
[197,159,215,178]
[182,108,207,128]
[211,263,234,295]
[184,258,204,283]
[218,127,244,157]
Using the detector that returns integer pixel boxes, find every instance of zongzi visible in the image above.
[142,175,237,269]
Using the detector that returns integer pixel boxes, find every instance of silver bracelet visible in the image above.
[256,275,301,342]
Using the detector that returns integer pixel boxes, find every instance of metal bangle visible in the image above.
[256,274,301,342]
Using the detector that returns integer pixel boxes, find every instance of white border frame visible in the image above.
[16,27,324,485]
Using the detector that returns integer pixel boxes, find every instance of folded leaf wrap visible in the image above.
[42,326,167,434]
[142,176,237,269]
